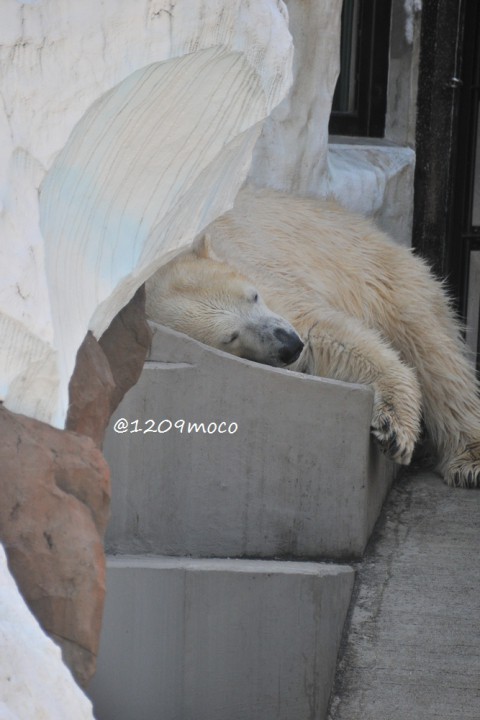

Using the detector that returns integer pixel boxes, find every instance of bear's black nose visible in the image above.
[274,328,304,365]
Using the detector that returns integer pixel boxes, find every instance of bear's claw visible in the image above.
[442,445,480,488]
[371,402,416,465]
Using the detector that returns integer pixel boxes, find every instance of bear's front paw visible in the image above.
[442,443,480,488]
[371,401,417,465]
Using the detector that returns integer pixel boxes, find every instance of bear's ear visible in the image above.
[192,232,219,261]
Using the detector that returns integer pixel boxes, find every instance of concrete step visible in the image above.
[88,555,355,720]
[103,323,394,560]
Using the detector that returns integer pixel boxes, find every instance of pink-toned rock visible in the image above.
[67,286,151,447]
[0,404,110,687]
[1,287,149,686]
[66,331,116,447]
[99,284,152,415]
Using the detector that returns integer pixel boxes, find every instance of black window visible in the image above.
[329,0,392,137]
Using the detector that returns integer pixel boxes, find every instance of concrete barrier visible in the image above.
[103,323,394,560]
[89,556,355,720]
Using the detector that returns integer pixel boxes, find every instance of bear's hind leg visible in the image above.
[423,348,480,488]
[441,443,480,488]
[386,277,480,488]
[418,332,480,488]
[291,308,422,465]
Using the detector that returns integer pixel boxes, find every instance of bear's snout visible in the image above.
[274,327,304,365]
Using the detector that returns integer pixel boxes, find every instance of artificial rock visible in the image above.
[99,285,152,418]
[67,286,152,447]
[0,405,110,687]
[0,0,293,429]
[0,544,95,720]
[66,332,116,448]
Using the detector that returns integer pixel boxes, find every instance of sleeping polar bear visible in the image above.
[146,187,480,488]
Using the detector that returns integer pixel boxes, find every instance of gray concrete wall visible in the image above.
[103,323,394,561]
[89,556,355,720]
[92,324,394,718]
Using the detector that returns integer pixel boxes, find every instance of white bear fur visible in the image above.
[147,187,480,488]
[147,233,304,368]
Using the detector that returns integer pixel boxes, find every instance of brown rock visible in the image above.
[99,284,152,415]
[66,331,116,447]
[0,405,110,687]
[1,285,150,687]
[66,286,151,447]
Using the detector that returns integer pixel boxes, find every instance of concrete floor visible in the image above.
[328,470,480,720]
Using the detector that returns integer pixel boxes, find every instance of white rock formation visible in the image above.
[0,545,95,720]
[326,143,416,245]
[248,0,416,245]
[249,0,342,195]
[0,0,292,428]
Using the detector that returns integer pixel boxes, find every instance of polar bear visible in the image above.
[146,187,480,488]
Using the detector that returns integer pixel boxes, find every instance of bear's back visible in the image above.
[207,186,415,325]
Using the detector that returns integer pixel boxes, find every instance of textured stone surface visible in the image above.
[0,405,110,687]
[67,286,152,447]
[248,0,416,244]
[326,143,416,245]
[0,544,95,720]
[0,0,292,428]
[66,332,116,447]
[99,285,152,417]
[249,0,342,194]
[89,556,354,720]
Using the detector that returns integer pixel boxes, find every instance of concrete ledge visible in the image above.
[89,555,355,720]
[103,323,394,560]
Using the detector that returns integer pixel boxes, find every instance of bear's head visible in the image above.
[146,234,304,368]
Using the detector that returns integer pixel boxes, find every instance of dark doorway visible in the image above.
[413,0,480,370]
[329,0,392,137]
[450,0,480,367]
